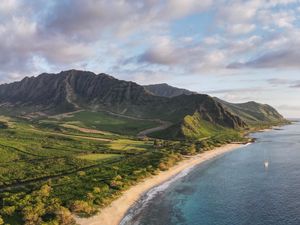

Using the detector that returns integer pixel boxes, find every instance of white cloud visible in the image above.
[0,0,18,13]
[164,0,212,18]
[217,0,261,23]
[227,23,256,35]
[0,0,300,84]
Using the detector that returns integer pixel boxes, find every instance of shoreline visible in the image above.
[76,143,247,225]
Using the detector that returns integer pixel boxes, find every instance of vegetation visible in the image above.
[56,111,160,136]
[77,154,120,161]
[0,107,285,225]
[150,112,246,142]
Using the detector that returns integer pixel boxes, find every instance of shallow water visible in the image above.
[120,123,300,225]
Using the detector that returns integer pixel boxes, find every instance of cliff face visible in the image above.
[0,69,286,139]
[214,98,285,125]
[0,70,155,110]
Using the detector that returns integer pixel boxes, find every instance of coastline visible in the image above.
[76,143,247,225]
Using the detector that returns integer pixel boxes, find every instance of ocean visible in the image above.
[120,122,300,225]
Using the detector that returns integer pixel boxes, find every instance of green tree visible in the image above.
[56,207,76,225]
[70,200,96,215]
[0,216,4,225]
[22,202,46,225]
[1,205,16,216]
[187,144,196,155]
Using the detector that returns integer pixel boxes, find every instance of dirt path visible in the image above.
[137,120,172,138]
[48,109,84,120]
[99,110,173,137]
[61,124,112,135]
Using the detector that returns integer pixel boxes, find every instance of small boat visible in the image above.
[264,161,269,168]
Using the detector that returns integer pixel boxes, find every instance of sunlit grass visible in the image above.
[109,139,152,151]
[77,153,120,161]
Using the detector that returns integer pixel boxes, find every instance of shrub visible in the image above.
[1,205,16,216]
[56,207,76,225]
[92,187,101,194]
[77,171,86,176]
[70,200,96,216]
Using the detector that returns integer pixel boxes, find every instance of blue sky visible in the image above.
[1,0,300,117]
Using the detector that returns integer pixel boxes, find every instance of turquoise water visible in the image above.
[120,123,300,225]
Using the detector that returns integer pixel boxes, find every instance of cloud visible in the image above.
[206,87,264,94]
[137,36,180,65]
[0,0,216,81]
[216,0,261,23]
[0,0,18,13]
[227,24,256,35]
[227,48,300,69]
[0,0,300,85]
[264,78,300,89]
[164,0,213,18]
[277,104,300,111]
[205,86,267,103]
[289,81,300,88]
[266,78,291,85]
[43,0,212,40]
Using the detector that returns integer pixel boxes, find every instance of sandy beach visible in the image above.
[76,143,246,225]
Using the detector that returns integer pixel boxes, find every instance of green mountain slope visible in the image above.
[141,83,287,127]
[0,70,287,140]
[214,98,286,126]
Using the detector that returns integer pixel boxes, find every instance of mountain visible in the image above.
[144,83,196,98]
[143,82,286,126]
[0,70,286,140]
[0,70,157,115]
[214,98,286,126]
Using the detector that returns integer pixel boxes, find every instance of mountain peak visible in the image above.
[144,83,197,98]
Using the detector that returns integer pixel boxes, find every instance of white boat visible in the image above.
[264,161,269,168]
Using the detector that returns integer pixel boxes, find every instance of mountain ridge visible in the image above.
[144,83,196,98]
[0,69,287,140]
[141,82,285,128]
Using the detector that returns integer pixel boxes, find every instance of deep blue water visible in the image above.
[120,122,300,225]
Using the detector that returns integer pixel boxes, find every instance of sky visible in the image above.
[0,0,300,117]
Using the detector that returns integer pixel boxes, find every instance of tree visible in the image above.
[92,187,101,194]
[22,202,46,225]
[70,200,95,215]
[153,139,161,147]
[46,197,61,213]
[56,207,76,225]
[187,144,196,155]
[1,205,16,216]
[0,216,4,225]
[38,184,52,198]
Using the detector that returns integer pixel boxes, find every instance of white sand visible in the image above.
[76,143,245,225]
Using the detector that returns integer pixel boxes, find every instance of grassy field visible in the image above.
[109,139,152,151]
[77,153,121,161]
[55,110,160,136]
